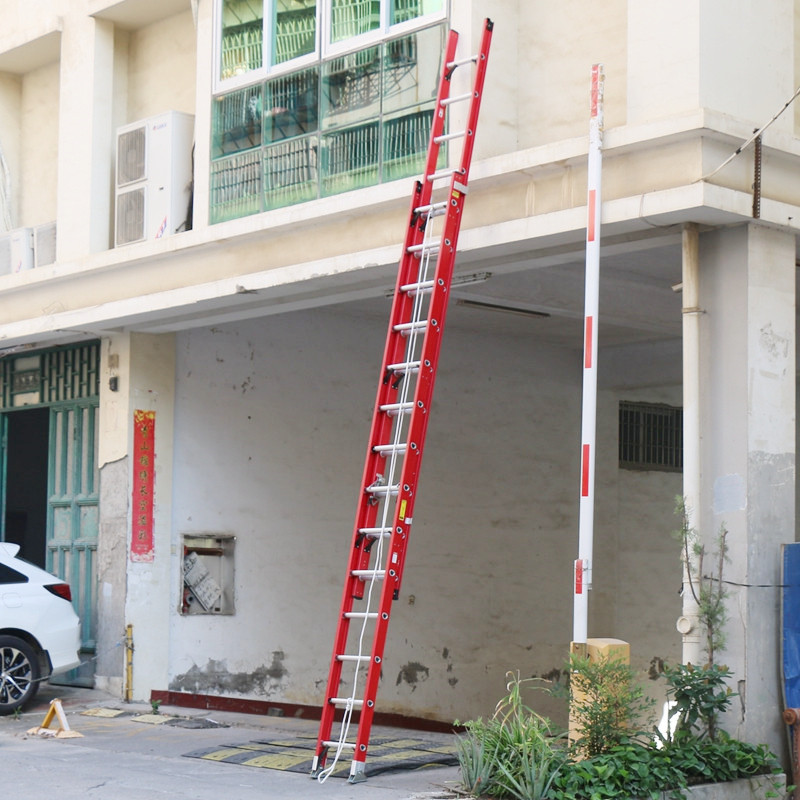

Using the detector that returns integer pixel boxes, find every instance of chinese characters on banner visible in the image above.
[131,410,155,562]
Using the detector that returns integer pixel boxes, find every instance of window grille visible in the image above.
[209,23,445,222]
[619,401,683,472]
[0,342,100,410]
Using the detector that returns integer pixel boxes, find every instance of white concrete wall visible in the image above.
[168,309,682,723]
[126,11,196,123]
[18,62,59,227]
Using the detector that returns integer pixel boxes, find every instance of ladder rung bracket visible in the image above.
[393,321,427,335]
[441,91,473,106]
[330,697,365,707]
[337,654,371,662]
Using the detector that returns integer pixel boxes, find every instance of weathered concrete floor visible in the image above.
[0,683,460,800]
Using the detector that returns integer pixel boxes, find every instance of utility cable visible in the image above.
[701,85,800,182]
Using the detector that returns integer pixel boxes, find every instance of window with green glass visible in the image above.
[220,0,265,80]
[274,0,317,64]
[217,0,445,84]
[211,11,447,224]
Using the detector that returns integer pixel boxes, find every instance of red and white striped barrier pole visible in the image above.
[573,64,604,648]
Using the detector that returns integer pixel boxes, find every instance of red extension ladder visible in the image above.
[312,18,494,784]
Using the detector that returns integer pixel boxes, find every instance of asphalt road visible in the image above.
[0,684,461,800]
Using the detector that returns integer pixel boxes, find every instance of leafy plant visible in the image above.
[548,742,687,800]
[548,737,781,800]
[568,652,655,757]
[454,671,566,799]
[661,662,734,742]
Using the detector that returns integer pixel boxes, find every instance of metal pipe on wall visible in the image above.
[679,223,703,665]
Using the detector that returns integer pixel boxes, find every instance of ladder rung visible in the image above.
[441,91,473,106]
[337,654,371,662]
[344,612,379,620]
[323,740,356,749]
[366,484,399,496]
[434,130,465,143]
[427,167,465,182]
[357,526,392,537]
[414,201,448,215]
[329,697,365,707]
[380,402,413,415]
[407,242,440,254]
[393,320,427,335]
[351,569,386,580]
[373,443,408,455]
[446,55,478,69]
[400,280,434,295]
[386,360,420,375]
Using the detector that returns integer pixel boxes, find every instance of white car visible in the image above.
[0,542,81,714]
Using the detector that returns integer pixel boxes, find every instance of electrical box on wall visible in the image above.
[115,110,195,247]
[181,534,235,615]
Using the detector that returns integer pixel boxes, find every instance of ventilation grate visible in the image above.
[117,125,147,186]
[619,401,683,471]
[116,188,146,246]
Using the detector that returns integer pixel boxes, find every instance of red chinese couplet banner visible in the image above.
[131,410,155,562]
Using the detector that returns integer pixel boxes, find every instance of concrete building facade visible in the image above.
[0,0,796,757]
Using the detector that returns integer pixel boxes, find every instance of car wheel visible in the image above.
[0,635,40,715]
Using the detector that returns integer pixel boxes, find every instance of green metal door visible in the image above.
[47,402,99,685]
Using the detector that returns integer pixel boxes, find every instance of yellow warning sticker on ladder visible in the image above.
[399,499,407,520]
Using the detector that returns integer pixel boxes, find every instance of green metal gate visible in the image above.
[0,343,100,683]
[47,402,99,683]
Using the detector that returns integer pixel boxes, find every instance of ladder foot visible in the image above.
[348,760,368,783]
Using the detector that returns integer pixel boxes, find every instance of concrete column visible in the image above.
[695,224,795,753]
[0,73,22,229]
[96,333,176,701]
[627,0,793,129]
[56,14,115,258]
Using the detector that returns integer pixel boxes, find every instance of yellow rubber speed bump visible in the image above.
[27,699,83,739]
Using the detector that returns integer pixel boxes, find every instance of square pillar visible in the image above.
[695,223,795,753]
[96,332,176,701]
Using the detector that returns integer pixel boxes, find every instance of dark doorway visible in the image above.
[4,407,49,568]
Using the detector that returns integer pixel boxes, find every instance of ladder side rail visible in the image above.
[382,14,493,610]
[314,30,461,772]
[346,23,461,584]
[452,19,493,182]
[351,18,494,769]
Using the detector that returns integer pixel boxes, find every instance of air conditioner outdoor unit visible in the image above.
[0,227,34,275]
[115,111,195,247]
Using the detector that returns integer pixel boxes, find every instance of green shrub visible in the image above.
[567,652,655,757]
[454,671,566,799]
